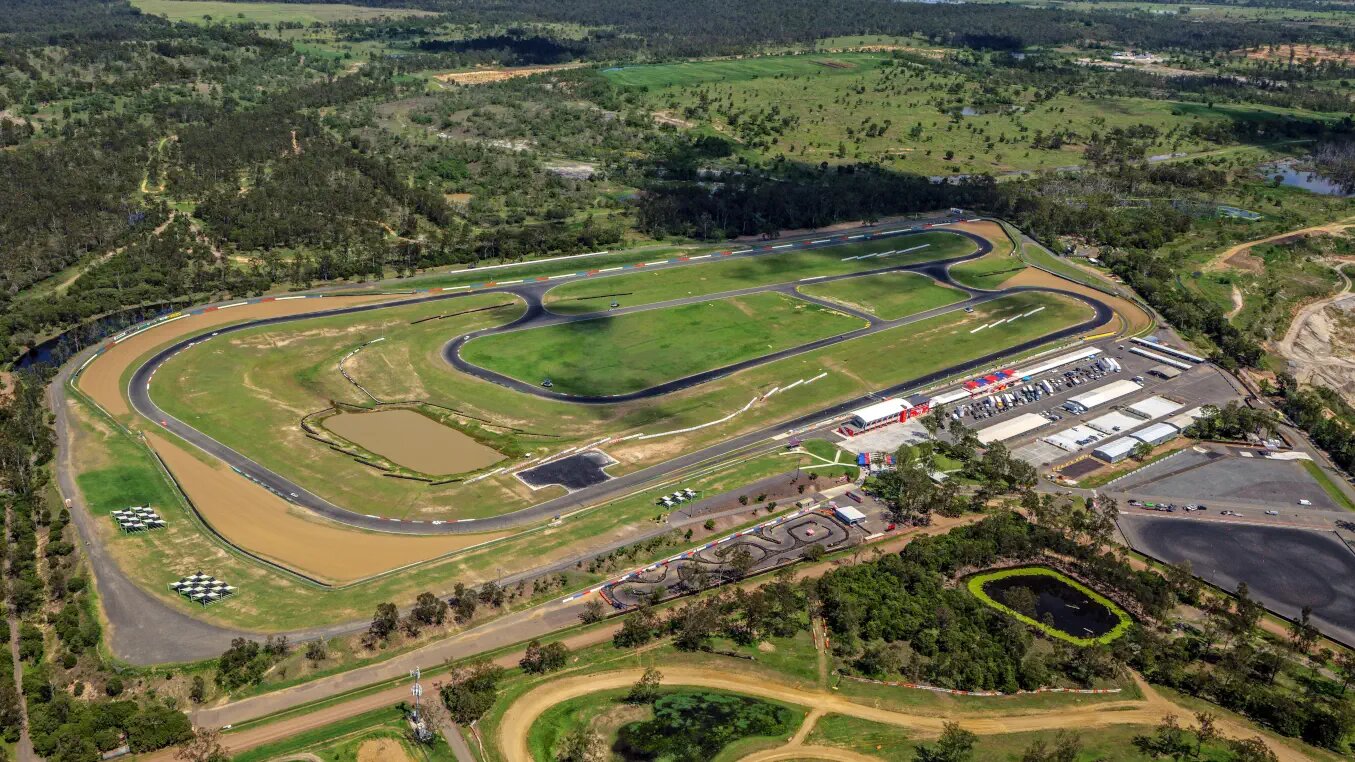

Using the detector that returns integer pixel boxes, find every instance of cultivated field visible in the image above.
[465,292,866,396]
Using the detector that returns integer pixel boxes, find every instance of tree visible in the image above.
[1193,712,1219,758]
[440,660,504,725]
[613,606,660,648]
[727,545,756,578]
[1226,737,1278,762]
[1130,442,1155,462]
[1288,605,1318,655]
[914,722,976,762]
[369,602,399,641]
[627,666,663,704]
[189,676,206,704]
[1020,731,1081,762]
[305,639,328,662]
[1132,715,1193,760]
[555,727,608,762]
[1231,583,1263,641]
[412,592,449,626]
[519,640,567,673]
[175,728,229,762]
[579,599,605,624]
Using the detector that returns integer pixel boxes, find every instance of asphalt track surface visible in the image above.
[121,225,1113,536]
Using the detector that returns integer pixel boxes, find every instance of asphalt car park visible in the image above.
[1120,514,1355,646]
[1116,447,1338,510]
[516,450,619,491]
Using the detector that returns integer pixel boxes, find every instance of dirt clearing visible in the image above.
[434,62,586,85]
[356,738,413,762]
[143,431,508,583]
[79,295,408,417]
[324,409,504,475]
[1002,267,1149,336]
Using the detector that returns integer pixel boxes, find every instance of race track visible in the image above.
[116,224,1114,536]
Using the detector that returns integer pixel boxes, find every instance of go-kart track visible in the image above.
[109,221,1114,537]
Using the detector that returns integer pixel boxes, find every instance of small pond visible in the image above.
[1261,161,1353,197]
[323,409,504,475]
[978,570,1123,640]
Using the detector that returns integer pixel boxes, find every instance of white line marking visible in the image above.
[810,239,830,244]
[800,275,829,282]
[498,279,521,285]
[599,266,622,272]
[848,234,864,239]
[644,260,668,266]
[688,254,711,260]
[771,244,792,249]
[275,295,306,300]
[217,302,245,309]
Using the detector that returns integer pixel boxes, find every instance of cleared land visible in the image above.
[130,0,433,23]
[796,271,967,320]
[543,231,974,315]
[462,292,867,396]
[322,408,505,475]
[603,52,889,88]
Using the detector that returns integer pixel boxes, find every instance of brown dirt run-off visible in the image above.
[141,431,509,584]
[356,739,413,762]
[324,408,505,475]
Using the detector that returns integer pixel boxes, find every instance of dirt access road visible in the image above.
[1205,216,1355,272]
[496,669,1312,762]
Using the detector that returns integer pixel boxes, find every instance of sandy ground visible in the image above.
[143,430,508,584]
[1002,267,1150,336]
[494,668,1312,762]
[324,409,504,475]
[1277,264,1355,406]
[356,738,412,762]
[434,63,586,85]
[79,295,404,417]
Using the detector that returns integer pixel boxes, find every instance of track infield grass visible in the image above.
[797,271,968,320]
[543,230,976,315]
[136,286,1089,525]
[461,292,867,396]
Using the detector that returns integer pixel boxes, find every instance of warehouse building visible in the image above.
[1130,422,1179,447]
[976,412,1049,445]
[1045,425,1107,452]
[1092,437,1139,463]
[1126,396,1182,420]
[1148,364,1182,380]
[848,399,907,431]
[1165,406,1207,432]
[1086,411,1141,435]
[1062,379,1142,414]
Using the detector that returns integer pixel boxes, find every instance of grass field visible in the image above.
[68,378,849,631]
[603,52,889,88]
[797,271,968,319]
[233,705,456,762]
[543,231,975,315]
[130,0,432,23]
[949,254,1029,290]
[143,281,1089,527]
[609,50,1349,175]
[462,292,867,396]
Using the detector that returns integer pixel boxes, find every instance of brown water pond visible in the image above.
[324,408,504,475]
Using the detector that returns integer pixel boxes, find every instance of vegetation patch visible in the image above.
[462,292,866,396]
[615,690,800,761]
[797,271,968,320]
[966,567,1132,647]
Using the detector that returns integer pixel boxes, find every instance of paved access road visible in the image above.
[120,225,1111,536]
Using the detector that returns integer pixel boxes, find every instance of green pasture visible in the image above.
[130,0,433,23]
[620,48,1349,175]
[462,292,866,396]
[543,231,975,315]
[602,52,889,88]
[797,271,968,320]
[949,254,1029,290]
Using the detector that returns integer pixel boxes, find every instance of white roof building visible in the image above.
[1126,396,1183,420]
[1093,437,1139,463]
[976,413,1049,445]
[1063,379,1142,413]
[1086,411,1141,435]
[848,399,907,429]
[1131,423,1179,446]
[1044,425,1108,452]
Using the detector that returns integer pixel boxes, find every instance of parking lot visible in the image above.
[1114,446,1339,511]
[937,340,1242,468]
[1120,515,1355,646]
